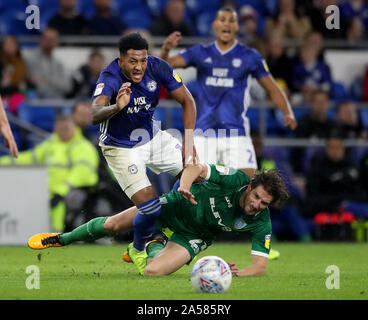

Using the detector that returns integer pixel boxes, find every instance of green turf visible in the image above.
[1,242,367,300]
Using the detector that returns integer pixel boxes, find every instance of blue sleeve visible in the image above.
[154,58,183,92]
[248,49,270,79]
[178,44,202,67]
[92,72,119,100]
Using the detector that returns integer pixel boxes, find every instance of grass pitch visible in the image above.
[1,242,367,300]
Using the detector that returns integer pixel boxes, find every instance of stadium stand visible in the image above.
[119,0,152,29]
[1,0,368,242]
[146,0,168,17]
[17,103,56,133]
[360,107,368,128]
[194,10,217,36]
[122,9,152,30]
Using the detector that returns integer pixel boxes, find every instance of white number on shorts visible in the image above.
[189,239,207,254]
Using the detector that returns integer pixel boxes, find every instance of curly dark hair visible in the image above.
[118,32,149,55]
[250,169,290,208]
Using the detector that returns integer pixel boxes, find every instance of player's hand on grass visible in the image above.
[163,31,182,51]
[178,186,197,205]
[283,113,297,130]
[227,261,239,277]
[116,82,132,110]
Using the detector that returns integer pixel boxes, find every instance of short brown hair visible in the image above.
[250,169,290,208]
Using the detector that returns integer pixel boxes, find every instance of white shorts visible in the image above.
[101,130,183,198]
[194,135,258,170]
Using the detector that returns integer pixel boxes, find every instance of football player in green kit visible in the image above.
[28,163,289,277]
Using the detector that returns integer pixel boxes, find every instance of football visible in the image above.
[190,255,232,293]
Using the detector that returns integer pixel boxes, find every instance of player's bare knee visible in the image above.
[103,217,119,233]
[144,265,159,276]
[131,186,158,205]
[144,264,168,276]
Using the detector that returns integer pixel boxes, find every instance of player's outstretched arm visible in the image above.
[228,255,267,277]
[178,163,208,205]
[0,96,18,158]
[258,75,297,130]
[160,31,187,68]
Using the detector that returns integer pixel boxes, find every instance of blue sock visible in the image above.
[133,197,162,251]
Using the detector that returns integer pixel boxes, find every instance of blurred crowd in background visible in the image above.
[1,0,368,40]
[1,0,368,242]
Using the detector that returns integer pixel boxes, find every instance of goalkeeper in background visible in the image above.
[28,163,289,277]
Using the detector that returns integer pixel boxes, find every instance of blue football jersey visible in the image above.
[93,56,183,148]
[179,41,270,136]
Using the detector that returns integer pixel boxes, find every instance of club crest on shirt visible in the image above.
[233,218,247,230]
[128,164,138,174]
[232,58,242,68]
[146,80,157,92]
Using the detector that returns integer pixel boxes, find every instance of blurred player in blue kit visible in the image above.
[161,7,297,260]
[160,6,297,178]
[90,32,197,254]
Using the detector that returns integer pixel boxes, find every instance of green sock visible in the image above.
[59,217,109,245]
[147,241,165,259]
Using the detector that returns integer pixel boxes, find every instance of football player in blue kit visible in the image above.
[160,6,297,179]
[160,6,297,260]
[91,33,197,254]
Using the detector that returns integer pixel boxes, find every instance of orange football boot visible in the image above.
[28,233,62,250]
